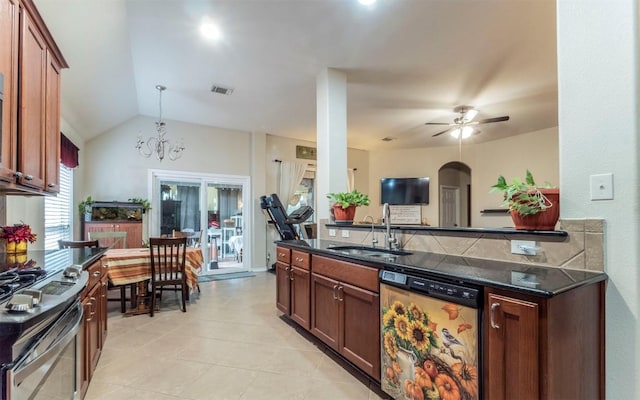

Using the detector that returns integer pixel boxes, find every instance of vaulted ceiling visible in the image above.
[34,0,557,151]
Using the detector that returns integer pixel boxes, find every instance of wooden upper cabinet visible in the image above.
[44,51,61,193]
[0,0,19,183]
[0,0,66,194]
[18,7,47,190]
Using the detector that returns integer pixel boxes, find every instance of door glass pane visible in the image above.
[205,183,243,272]
[160,181,201,235]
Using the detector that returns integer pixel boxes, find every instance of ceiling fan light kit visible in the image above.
[427,105,510,138]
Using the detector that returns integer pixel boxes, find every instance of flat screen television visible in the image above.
[380,177,430,205]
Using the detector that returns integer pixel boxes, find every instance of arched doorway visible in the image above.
[438,162,471,227]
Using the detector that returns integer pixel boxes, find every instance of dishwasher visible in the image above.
[380,269,482,400]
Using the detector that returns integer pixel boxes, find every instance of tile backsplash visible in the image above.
[319,218,605,272]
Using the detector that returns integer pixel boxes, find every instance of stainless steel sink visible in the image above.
[327,245,412,258]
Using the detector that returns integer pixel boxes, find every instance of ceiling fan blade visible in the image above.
[425,122,453,126]
[432,128,451,137]
[476,116,510,124]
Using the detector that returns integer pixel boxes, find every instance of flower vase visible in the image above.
[7,240,28,254]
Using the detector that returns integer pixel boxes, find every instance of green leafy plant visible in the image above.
[490,170,555,216]
[326,189,371,209]
[128,197,151,213]
[78,196,94,215]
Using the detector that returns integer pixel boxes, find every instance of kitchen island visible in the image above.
[275,239,607,400]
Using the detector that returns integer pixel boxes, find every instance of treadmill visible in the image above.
[260,193,314,240]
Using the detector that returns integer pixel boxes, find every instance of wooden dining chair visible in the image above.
[62,236,131,313]
[148,237,188,317]
[58,239,99,249]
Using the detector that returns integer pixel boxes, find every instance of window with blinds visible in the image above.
[44,165,73,250]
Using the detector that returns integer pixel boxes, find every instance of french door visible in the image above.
[149,170,251,275]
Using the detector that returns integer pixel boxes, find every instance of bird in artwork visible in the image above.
[441,328,465,348]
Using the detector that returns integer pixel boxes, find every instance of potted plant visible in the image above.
[78,196,94,221]
[490,170,559,230]
[327,189,371,225]
[128,197,151,213]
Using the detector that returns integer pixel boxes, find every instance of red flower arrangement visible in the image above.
[0,224,37,243]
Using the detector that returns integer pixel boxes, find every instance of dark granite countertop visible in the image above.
[0,247,108,276]
[276,239,607,297]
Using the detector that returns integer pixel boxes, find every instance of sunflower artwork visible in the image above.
[381,284,479,400]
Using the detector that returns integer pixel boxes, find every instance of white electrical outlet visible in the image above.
[341,230,350,238]
[328,229,336,237]
[511,240,538,255]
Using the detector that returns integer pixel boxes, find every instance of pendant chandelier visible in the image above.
[135,85,185,161]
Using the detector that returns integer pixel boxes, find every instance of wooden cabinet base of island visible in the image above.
[310,255,380,381]
[80,258,108,399]
[484,281,606,400]
[275,247,311,329]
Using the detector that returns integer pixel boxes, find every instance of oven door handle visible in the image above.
[9,300,83,387]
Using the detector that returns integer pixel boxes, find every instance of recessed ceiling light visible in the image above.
[200,17,221,41]
[358,0,377,5]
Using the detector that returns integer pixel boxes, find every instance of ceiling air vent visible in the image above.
[381,137,394,142]
[210,85,234,95]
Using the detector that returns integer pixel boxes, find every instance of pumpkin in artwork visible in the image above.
[414,367,433,389]
[435,374,461,400]
[423,359,439,379]
[404,379,425,400]
[451,362,478,398]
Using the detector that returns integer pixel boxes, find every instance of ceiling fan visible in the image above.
[426,105,510,138]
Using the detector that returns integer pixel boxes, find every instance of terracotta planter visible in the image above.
[333,204,357,224]
[510,188,560,230]
[6,240,28,254]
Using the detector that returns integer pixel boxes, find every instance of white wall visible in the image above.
[265,134,370,221]
[368,127,558,227]
[557,1,639,398]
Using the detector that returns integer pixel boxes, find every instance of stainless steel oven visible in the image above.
[5,300,82,400]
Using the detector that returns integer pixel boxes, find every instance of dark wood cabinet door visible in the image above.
[18,7,46,190]
[275,261,291,314]
[290,266,310,330]
[44,51,60,193]
[339,281,380,381]
[310,272,340,351]
[0,0,19,183]
[485,292,539,400]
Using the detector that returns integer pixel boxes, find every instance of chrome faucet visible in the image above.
[382,203,397,250]
[362,215,377,247]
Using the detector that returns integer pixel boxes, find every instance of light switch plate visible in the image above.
[328,229,336,237]
[341,230,350,238]
[590,173,614,200]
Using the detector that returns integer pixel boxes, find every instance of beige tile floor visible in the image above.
[86,272,388,400]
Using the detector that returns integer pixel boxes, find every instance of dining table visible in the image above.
[102,247,203,315]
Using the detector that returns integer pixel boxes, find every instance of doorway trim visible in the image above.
[148,169,252,274]
[439,185,461,227]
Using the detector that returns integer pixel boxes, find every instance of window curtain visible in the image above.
[60,133,79,168]
[177,185,200,231]
[218,187,242,223]
[347,168,355,192]
[279,160,308,205]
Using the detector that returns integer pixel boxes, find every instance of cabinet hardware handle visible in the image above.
[14,171,23,178]
[332,284,339,300]
[337,285,344,302]
[85,301,94,321]
[490,302,501,329]
[289,269,294,281]
[24,175,33,181]
[93,271,101,277]
[47,183,55,188]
